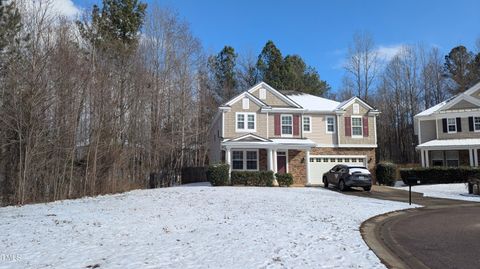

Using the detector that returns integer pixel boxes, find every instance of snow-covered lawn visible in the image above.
[395,183,480,202]
[0,185,413,269]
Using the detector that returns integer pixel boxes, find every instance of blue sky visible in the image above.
[71,0,480,91]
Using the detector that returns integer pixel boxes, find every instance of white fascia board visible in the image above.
[315,143,378,148]
[463,81,480,96]
[417,109,480,120]
[224,91,267,108]
[337,96,374,110]
[261,107,306,113]
[439,94,480,111]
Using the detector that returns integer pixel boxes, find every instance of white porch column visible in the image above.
[272,149,278,173]
[420,149,425,167]
[306,150,311,185]
[225,147,232,176]
[267,149,274,171]
[469,149,475,167]
[474,148,479,167]
[425,150,429,168]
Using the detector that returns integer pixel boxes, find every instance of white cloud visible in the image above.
[50,0,81,17]
[375,44,404,62]
[332,43,404,69]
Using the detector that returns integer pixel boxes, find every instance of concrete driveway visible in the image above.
[344,185,480,269]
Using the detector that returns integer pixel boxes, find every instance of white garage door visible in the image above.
[308,155,367,185]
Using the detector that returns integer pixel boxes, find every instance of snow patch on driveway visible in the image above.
[395,183,480,202]
[0,186,412,269]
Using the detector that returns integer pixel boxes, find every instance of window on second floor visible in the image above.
[303,116,311,133]
[326,116,335,133]
[447,118,457,133]
[474,117,480,131]
[281,115,293,136]
[236,113,256,132]
[352,117,363,137]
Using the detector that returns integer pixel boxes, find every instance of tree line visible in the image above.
[0,0,328,205]
[338,32,480,164]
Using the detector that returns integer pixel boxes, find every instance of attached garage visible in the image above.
[308,155,367,185]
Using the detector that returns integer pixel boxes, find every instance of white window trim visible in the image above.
[303,116,312,133]
[326,116,335,134]
[447,118,457,134]
[474,117,480,132]
[281,114,293,137]
[231,149,259,171]
[235,112,256,133]
[351,116,363,138]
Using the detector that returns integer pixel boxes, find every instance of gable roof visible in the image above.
[336,96,376,111]
[247,82,302,108]
[221,91,269,108]
[416,81,480,117]
[227,133,270,142]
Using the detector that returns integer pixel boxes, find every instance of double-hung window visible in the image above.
[474,117,480,132]
[236,113,256,132]
[281,115,293,136]
[326,116,335,133]
[351,117,363,137]
[303,116,311,133]
[447,118,456,133]
[232,150,258,171]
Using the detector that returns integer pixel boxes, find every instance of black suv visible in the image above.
[322,165,372,191]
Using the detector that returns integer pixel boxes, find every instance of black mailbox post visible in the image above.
[406,176,420,205]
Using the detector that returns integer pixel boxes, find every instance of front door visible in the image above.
[277,151,287,174]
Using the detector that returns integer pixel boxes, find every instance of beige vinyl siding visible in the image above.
[338,101,376,145]
[303,114,337,145]
[267,113,301,138]
[445,99,478,110]
[250,86,293,107]
[223,98,268,139]
[419,119,436,144]
[437,117,480,139]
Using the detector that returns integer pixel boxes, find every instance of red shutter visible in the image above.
[345,117,351,137]
[293,115,300,136]
[363,116,369,137]
[274,114,280,136]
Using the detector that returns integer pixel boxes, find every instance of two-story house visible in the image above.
[209,82,379,185]
[415,81,480,168]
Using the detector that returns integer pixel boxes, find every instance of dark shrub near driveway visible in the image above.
[206,164,230,186]
[275,173,293,187]
[231,171,274,186]
[376,162,397,186]
[400,167,480,185]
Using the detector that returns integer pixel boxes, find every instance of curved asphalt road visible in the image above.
[343,186,480,269]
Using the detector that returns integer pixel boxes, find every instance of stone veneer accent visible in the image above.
[287,147,377,185]
[288,150,306,185]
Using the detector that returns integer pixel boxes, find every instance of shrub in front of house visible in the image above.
[400,167,480,185]
[231,171,274,187]
[275,173,293,187]
[206,164,230,186]
[375,162,397,186]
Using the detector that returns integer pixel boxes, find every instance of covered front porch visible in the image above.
[417,139,480,167]
[221,134,315,184]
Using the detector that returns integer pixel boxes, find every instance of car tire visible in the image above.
[338,180,347,192]
[323,177,329,188]
[363,186,371,192]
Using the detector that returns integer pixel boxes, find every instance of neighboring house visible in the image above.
[415,81,480,168]
[208,82,380,185]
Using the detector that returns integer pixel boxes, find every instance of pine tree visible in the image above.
[208,46,238,102]
[0,0,24,71]
[444,46,477,93]
[256,40,285,90]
